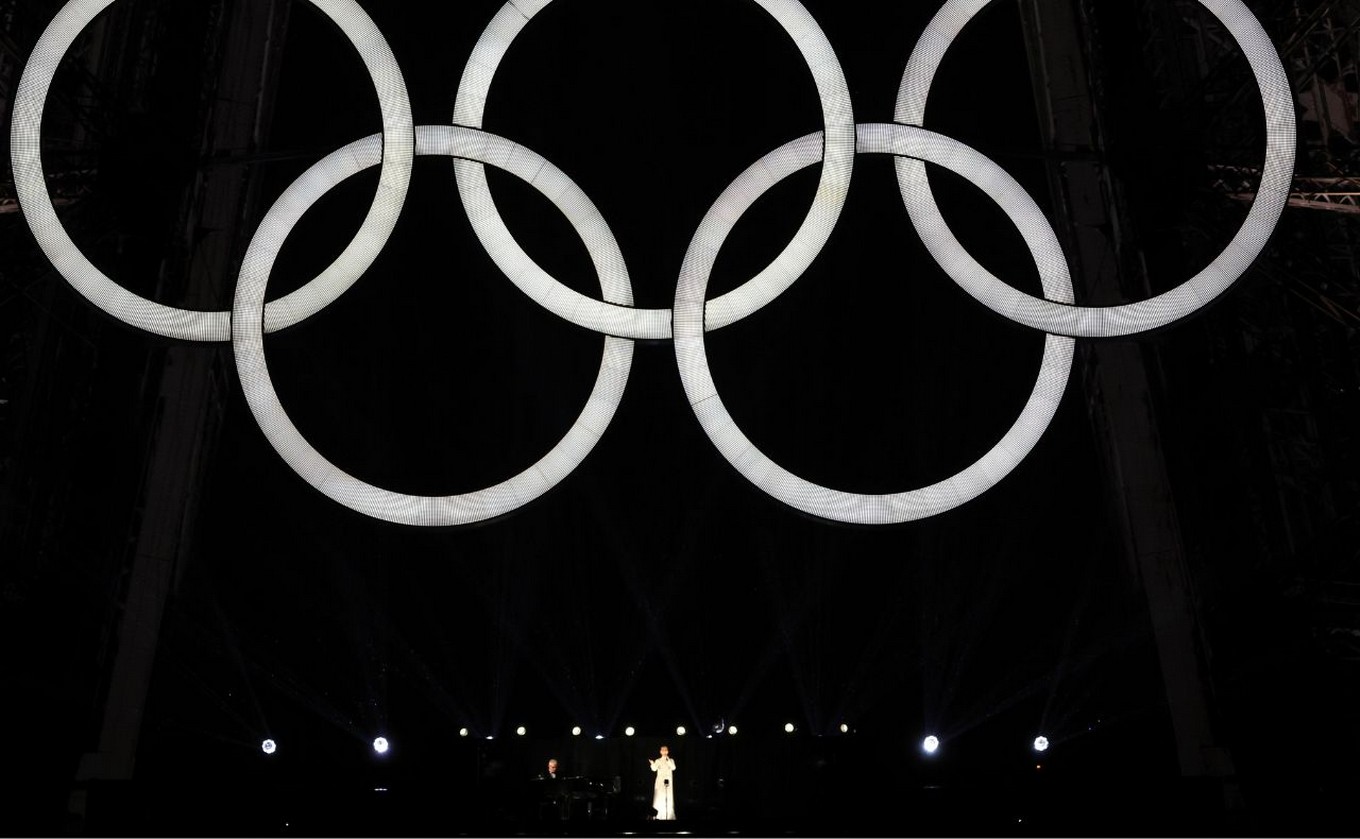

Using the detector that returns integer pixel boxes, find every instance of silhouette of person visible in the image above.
[535,757,567,820]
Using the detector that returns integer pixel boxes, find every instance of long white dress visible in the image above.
[649,756,676,820]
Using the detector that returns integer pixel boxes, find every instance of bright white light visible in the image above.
[458,728,469,738]
[728,726,738,736]
[261,739,276,755]
[922,735,940,754]
[676,726,686,737]
[372,737,389,754]
[624,726,635,737]
[572,726,582,736]
[784,723,796,734]
[516,726,526,737]
[1033,736,1049,752]
[840,723,850,734]
[594,734,604,741]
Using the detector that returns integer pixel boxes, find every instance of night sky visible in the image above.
[5,0,1357,833]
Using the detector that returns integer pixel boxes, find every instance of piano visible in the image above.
[530,775,620,821]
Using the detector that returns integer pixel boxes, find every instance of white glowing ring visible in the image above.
[894,0,1294,337]
[451,0,855,340]
[9,0,414,342]
[674,123,1075,524]
[232,125,633,526]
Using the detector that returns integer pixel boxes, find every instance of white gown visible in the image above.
[649,756,676,820]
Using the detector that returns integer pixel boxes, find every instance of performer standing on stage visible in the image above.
[648,745,677,820]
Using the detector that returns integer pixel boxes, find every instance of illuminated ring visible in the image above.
[673,122,1076,524]
[894,0,1295,337]
[451,0,855,340]
[9,0,414,342]
[232,125,633,526]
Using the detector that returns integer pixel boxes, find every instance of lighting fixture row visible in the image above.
[259,731,1053,755]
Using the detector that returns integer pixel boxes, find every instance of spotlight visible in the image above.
[1033,736,1049,752]
[839,723,849,734]
[458,728,469,738]
[516,726,527,736]
[624,726,635,737]
[922,735,940,755]
[676,726,686,737]
[728,725,738,736]
[572,726,582,736]
[373,737,389,754]
[784,723,795,734]
[594,734,604,740]
[261,739,277,755]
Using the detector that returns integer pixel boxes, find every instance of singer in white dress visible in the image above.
[648,745,677,820]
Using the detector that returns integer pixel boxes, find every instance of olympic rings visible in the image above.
[10,0,1296,525]
[10,0,414,342]
[894,0,1296,337]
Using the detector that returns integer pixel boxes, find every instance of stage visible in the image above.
[44,774,1311,837]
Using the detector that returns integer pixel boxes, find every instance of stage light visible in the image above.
[594,734,604,740]
[572,726,582,736]
[261,739,276,755]
[784,723,795,733]
[625,726,635,736]
[728,725,738,736]
[840,723,849,734]
[458,728,469,737]
[676,726,686,736]
[516,726,527,736]
[922,735,939,754]
[1033,736,1049,752]
[373,737,389,754]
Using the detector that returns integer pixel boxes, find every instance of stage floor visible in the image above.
[28,775,1357,837]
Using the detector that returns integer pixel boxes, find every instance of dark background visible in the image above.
[3,0,1358,835]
